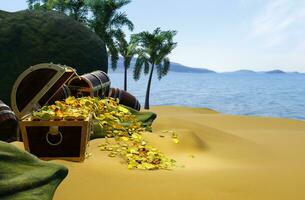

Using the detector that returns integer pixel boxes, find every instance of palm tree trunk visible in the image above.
[124,63,127,91]
[144,63,154,109]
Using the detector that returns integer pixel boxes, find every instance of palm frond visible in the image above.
[133,57,144,81]
[111,12,134,31]
[113,30,128,55]
[27,0,36,7]
[114,0,131,9]
[107,40,119,70]
[156,58,170,80]
[162,57,170,77]
[67,0,89,22]
[87,0,116,32]
[155,42,177,64]
[127,42,137,56]
[144,60,150,75]
[27,0,49,10]
[156,64,162,80]
[124,56,132,69]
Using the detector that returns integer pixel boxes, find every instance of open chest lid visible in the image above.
[11,63,77,119]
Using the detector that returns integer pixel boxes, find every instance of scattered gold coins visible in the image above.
[32,96,176,170]
[172,132,180,144]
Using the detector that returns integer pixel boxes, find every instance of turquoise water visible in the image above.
[108,72,305,120]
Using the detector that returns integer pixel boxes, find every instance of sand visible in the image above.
[13,106,305,200]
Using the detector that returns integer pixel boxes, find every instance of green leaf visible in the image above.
[133,57,143,80]
[144,61,150,75]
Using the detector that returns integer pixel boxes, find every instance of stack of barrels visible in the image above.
[0,100,18,142]
[51,71,141,111]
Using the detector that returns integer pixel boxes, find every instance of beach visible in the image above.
[13,106,305,200]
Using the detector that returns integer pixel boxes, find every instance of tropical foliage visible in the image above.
[27,0,134,70]
[27,0,49,9]
[132,28,177,109]
[27,0,88,22]
[114,30,137,91]
[25,0,178,109]
[87,0,134,70]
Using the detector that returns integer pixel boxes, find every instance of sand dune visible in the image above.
[13,106,305,200]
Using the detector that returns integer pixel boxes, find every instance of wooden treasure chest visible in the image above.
[11,63,91,162]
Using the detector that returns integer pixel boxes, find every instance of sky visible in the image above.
[1,0,305,72]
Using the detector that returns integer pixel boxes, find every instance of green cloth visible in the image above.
[127,106,157,128]
[90,106,157,139]
[0,141,68,200]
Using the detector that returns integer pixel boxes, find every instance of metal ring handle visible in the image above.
[46,131,63,146]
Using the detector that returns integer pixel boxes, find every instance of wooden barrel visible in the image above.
[0,100,18,142]
[48,85,71,104]
[68,70,110,98]
[108,88,141,111]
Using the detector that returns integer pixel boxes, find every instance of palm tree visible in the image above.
[87,0,134,70]
[114,30,137,91]
[27,0,88,23]
[67,0,88,22]
[132,28,177,109]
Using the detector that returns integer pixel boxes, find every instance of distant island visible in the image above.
[110,57,303,74]
[225,70,257,74]
[224,69,295,74]
[110,57,215,73]
[227,69,302,74]
[265,70,285,74]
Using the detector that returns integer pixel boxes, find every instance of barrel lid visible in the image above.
[10,63,77,119]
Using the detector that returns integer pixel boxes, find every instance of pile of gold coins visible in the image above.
[32,96,176,170]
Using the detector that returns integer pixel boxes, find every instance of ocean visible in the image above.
[108,71,305,120]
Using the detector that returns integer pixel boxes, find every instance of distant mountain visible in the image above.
[265,70,285,74]
[109,57,216,73]
[224,69,294,74]
[226,69,302,74]
[167,62,216,73]
[109,58,303,74]
[224,70,257,74]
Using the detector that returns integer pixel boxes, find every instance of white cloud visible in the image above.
[250,0,305,47]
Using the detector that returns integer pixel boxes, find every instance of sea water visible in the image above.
[108,72,305,120]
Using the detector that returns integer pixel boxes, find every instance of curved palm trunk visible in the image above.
[124,63,127,91]
[144,63,154,109]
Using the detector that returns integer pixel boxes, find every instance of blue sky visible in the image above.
[1,0,305,72]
